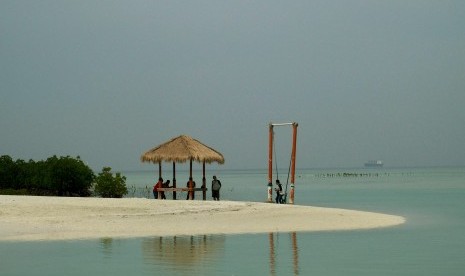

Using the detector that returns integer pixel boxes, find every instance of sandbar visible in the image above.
[0,195,405,241]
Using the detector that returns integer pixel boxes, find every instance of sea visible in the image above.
[1,167,465,275]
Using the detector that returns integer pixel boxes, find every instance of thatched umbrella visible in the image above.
[141,135,225,200]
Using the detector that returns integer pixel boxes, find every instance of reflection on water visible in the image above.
[269,233,276,275]
[291,232,299,275]
[141,235,225,270]
[95,233,299,275]
[269,232,300,275]
[99,237,113,257]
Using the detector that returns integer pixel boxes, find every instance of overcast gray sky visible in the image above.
[1,1,464,171]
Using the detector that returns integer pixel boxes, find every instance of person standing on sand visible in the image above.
[211,175,222,201]
[275,179,283,204]
[153,177,163,199]
[186,177,196,200]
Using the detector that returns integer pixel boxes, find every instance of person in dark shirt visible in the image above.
[211,175,222,201]
[186,177,196,200]
[274,179,283,204]
[160,180,170,199]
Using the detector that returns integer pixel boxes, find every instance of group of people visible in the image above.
[153,175,222,201]
[153,175,285,203]
[152,178,171,199]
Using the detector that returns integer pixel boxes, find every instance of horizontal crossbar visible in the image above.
[156,188,207,192]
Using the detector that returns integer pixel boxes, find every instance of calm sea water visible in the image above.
[2,167,465,275]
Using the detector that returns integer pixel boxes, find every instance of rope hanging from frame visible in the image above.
[273,130,293,203]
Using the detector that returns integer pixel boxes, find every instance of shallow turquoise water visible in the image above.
[1,167,465,275]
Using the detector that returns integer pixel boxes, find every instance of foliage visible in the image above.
[0,155,94,196]
[46,156,95,196]
[93,167,128,198]
[0,155,16,189]
[0,188,31,195]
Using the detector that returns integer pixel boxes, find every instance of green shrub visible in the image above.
[94,167,128,198]
[0,188,30,195]
[47,156,94,196]
[0,155,16,189]
[0,155,94,196]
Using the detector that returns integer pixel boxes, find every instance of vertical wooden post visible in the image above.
[202,161,206,200]
[173,162,177,200]
[289,123,298,204]
[267,123,274,203]
[158,161,162,200]
[189,159,193,200]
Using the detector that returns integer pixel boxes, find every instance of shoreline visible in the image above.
[0,195,405,241]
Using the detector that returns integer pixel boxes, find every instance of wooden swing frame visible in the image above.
[267,122,298,204]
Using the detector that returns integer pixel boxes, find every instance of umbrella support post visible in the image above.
[202,162,206,200]
[188,159,193,200]
[202,177,206,200]
[173,162,177,200]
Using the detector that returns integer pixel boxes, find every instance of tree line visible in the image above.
[0,155,127,198]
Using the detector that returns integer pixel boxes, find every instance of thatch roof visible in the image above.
[140,135,225,164]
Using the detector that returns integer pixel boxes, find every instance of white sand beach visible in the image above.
[0,195,405,241]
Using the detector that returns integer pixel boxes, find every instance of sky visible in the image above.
[1,1,464,172]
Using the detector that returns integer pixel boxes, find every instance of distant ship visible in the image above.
[364,160,383,167]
